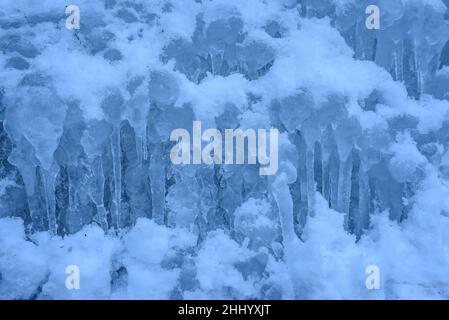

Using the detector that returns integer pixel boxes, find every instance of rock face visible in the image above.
[1,0,449,300]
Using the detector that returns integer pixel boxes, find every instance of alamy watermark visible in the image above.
[65,5,80,30]
[365,264,381,290]
[366,5,380,30]
[170,121,279,176]
[65,265,80,290]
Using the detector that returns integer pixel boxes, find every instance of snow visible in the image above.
[1,0,449,299]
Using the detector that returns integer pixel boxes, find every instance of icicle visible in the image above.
[328,150,340,210]
[42,164,58,235]
[142,134,148,161]
[136,133,148,164]
[306,147,315,217]
[150,142,166,225]
[270,162,302,298]
[314,142,323,194]
[290,131,308,234]
[110,129,122,230]
[298,137,309,227]
[357,161,370,238]
[337,155,352,214]
[347,150,360,235]
[92,156,108,231]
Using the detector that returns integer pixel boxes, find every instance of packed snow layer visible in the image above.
[1,0,449,299]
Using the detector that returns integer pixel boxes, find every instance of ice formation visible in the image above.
[1,0,449,299]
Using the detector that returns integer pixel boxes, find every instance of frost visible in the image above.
[1,0,449,299]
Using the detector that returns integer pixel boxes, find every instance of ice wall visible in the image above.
[1,0,449,299]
